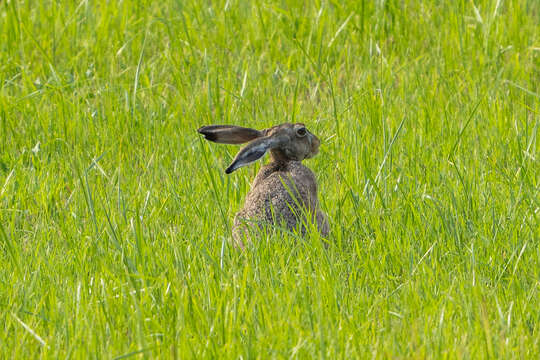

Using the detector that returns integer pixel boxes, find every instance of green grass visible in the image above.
[1,0,539,358]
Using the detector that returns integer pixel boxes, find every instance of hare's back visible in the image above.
[233,161,326,243]
[242,161,317,215]
[256,161,317,194]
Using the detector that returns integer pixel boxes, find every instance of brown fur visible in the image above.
[232,160,329,248]
[198,123,329,248]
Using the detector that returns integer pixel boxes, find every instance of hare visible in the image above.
[198,123,329,248]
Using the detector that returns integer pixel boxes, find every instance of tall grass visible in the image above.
[1,0,539,358]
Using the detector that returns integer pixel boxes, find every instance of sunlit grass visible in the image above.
[0,0,539,358]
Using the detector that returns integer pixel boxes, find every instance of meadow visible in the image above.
[1,0,539,358]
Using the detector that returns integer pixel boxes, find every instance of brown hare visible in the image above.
[198,123,329,248]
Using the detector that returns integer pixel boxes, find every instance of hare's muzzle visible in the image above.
[306,133,320,159]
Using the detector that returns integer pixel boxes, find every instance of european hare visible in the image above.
[198,123,329,248]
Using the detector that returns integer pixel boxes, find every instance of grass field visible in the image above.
[1,0,539,358]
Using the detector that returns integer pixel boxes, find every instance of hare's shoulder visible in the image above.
[252,161,316,189]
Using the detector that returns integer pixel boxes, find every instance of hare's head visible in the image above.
[198,123,321,173]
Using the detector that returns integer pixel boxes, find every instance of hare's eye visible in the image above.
[296,127,307,137]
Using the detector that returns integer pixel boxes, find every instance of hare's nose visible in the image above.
[310,134,320,147]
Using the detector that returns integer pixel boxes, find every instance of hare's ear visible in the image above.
[198,125,263,144]
[225,136,285,174]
